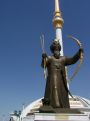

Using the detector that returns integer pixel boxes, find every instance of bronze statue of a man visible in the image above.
[41,40,83,109]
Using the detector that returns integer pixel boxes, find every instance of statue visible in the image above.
[40,40,83,112]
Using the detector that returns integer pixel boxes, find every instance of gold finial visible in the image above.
[55,0,60,16]
[53,0,64,28]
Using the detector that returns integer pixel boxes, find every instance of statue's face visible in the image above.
[53,50,60,59]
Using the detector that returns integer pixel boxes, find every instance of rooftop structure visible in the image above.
[20,96,90,119]
[10,96,90,121]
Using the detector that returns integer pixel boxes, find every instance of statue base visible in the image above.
[39,105,81,114]
[23,112,90,121]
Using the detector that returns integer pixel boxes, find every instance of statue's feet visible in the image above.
[39,98,55,113]
[42,98,50,105]
[39,105,55,113]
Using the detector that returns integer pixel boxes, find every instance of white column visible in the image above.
[56,28,64,56]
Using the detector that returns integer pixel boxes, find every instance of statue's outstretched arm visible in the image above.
[64,48,83,66]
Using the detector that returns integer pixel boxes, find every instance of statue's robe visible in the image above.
[42,51,80,108]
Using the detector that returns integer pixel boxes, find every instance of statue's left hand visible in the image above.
[79,48,84,53]
[42,53,47,58]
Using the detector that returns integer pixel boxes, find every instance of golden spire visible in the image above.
[55,0,60,14]
[53,0,64,28]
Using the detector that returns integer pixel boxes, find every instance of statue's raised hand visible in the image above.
[42,53,47,58]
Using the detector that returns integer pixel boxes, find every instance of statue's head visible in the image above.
[50,40,61,59]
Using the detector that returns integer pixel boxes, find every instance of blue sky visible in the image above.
[0,0,90,119]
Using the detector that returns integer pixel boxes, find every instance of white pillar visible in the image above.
[56,28,64,56]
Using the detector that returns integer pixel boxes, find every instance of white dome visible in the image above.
[20,98,42,118]
[20,95,90,119]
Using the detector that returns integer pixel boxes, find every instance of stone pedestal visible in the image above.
[39,106,81,114]
[22,113,90,121]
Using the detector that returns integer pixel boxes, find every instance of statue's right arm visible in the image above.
[41,53,48,68]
